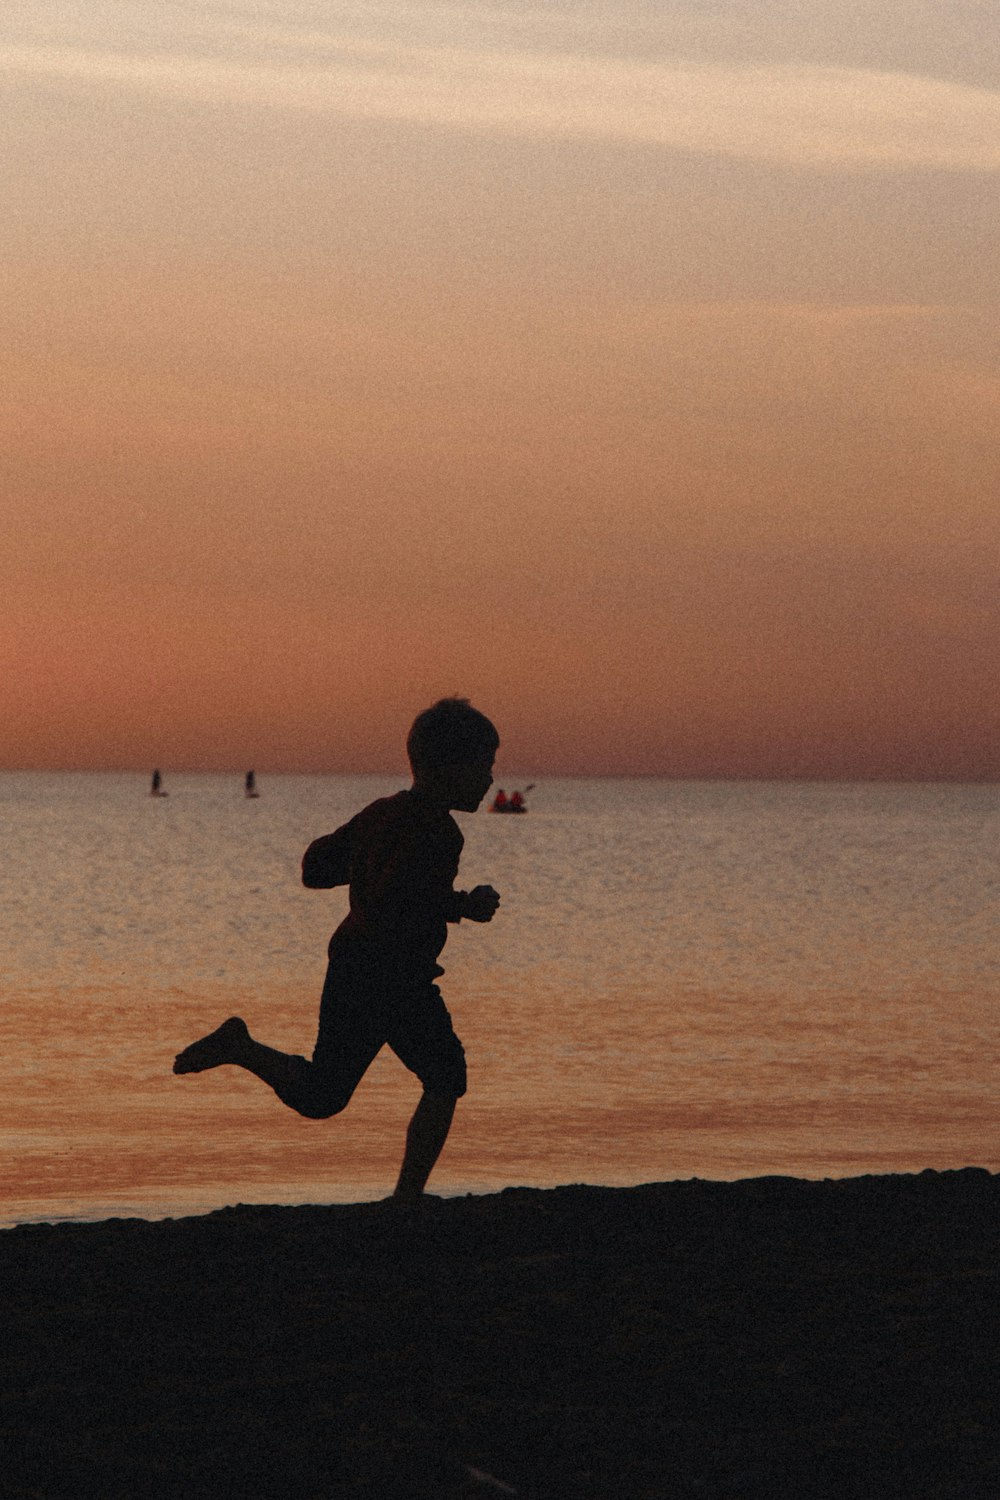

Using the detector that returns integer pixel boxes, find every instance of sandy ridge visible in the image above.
[3,1170,998,1497]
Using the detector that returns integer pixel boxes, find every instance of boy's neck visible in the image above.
[409,776,451,811]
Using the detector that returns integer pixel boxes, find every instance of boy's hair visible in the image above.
[407,698,499,774]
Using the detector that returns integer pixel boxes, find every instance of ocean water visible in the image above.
[1,772,997,1226]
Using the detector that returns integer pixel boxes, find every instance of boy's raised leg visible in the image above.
[393,1089,457,1203]
[174,1022,310,1106]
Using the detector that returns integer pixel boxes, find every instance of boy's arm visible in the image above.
[367,825,498,931]
[301,823,354,888]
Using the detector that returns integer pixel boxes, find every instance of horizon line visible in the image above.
[0,766,997,788]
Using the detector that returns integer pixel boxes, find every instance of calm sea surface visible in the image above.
[1,773,997,1226]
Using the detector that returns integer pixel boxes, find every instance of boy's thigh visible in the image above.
[386,985,467,1098]
[312,970,387,1089]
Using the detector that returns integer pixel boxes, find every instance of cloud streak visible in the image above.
[5,31,1000,170]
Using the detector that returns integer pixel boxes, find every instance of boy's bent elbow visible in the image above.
[301,830,353,889]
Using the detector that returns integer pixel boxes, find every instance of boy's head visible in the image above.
[407,698,499,811]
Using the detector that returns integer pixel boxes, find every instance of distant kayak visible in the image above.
[489,784,533,814]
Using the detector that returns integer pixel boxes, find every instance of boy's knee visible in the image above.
[420,1075,466,1103]
[298,1087,352,1120]
[415,1043,467,1101]
[422,1084,463,1105]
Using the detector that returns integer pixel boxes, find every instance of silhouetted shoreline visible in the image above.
[4,1170,998,1498]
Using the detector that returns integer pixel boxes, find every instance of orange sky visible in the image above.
[3,2,998,778]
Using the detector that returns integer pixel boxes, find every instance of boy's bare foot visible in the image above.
[173,1017,249,1074]
[390,1188,424,1207]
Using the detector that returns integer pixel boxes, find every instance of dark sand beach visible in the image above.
[3,1170,998,1498]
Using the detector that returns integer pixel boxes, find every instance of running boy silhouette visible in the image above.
[173,698,500,1201]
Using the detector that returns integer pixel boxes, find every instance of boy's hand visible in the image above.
[464,885,500,923]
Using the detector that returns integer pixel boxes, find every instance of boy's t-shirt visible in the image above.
[303,790,467,986]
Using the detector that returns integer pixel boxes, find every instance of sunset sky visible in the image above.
[3,0,998,778]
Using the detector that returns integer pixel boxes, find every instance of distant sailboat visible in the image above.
[245,769,260,798]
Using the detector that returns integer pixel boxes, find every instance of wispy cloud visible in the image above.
[5,26,1000,171]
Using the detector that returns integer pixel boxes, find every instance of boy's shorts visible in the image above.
[313,956,467,1100]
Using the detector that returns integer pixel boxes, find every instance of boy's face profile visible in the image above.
[417,753,495,812]
[452,756,497,816]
